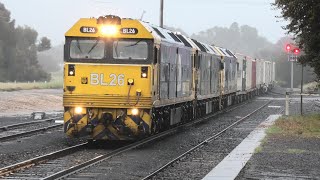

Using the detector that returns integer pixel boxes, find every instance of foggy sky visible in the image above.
[1,0,286,45]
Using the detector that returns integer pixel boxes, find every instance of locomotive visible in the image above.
[63,15,275,140]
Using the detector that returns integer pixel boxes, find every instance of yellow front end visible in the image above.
[63,64,153,140]
[63,15,155,140]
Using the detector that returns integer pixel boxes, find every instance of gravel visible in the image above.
[236,137,320,179]
[3,148,111,179]
[0,89,63,117]
[0,128,86,168]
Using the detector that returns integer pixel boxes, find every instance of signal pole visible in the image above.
[286,44,294,91]
[160,0,164,28]
[301,63,303,115]
[291,61,293,91]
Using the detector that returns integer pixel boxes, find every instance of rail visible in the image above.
[0,143,87,177]
[0,117,62,131]
[142,101,271,180]
[0,117,63,142]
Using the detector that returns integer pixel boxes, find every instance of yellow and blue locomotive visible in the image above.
[63,15,258,141]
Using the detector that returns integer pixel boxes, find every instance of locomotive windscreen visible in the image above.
[70,39,105,59]
[113,40,148,60]
[65,38,153,64]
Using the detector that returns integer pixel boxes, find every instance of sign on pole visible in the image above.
[288,55,298,62]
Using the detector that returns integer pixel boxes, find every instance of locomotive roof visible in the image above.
[141,21,225,56]
[65,15,229,56]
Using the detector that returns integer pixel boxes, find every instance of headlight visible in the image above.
[141,66,148,78]
[131,108,139,116]
[68,64,75,76]
[75,107,83,114]
[101,25,117,36]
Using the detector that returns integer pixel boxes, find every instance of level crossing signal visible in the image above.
[293,48,300,55]
[285,44,300,61]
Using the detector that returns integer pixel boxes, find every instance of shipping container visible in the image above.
[252,60,256,89]
[246,57,253,91]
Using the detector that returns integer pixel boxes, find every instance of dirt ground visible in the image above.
[0,89,63,117]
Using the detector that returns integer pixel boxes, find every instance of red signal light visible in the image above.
[285,44,291,51]
[293,48,300,55]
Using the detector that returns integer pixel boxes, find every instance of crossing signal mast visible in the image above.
[285,43,303,116]
[291,47,303,116]
[285,44,303,115]
[285,44,300,91]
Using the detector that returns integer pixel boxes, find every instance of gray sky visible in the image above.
[2,0,286,45]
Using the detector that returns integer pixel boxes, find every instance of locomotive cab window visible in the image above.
[113,40,148,60]
[70,39,105,59]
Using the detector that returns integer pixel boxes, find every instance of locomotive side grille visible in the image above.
[63,95,152,108]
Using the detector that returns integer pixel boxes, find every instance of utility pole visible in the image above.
[160,0,164,28]
[291,61,294,91]
[300,63,304,115]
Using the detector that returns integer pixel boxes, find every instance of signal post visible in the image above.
[285,44,302,115]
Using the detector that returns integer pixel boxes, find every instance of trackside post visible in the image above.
[285,92,290,116]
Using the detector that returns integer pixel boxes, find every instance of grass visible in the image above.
[0,72,63,91]
[254,114,320,154]
[266,126,282,134]
[287,148,306,154]
[267,114,320,138]
[254,146,263,154]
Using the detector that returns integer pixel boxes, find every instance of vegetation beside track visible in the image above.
[267,114,320,138]
[254,114,320,154]
[0,72,62,91]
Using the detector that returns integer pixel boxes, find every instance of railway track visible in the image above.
[0,117,63,142]
[0,101,251,180]
[142,100,272,180]
[0,143,87,177]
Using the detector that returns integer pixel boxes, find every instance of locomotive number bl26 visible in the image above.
[90,73,125,86]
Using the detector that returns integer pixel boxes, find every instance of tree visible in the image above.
[0,2,51,82]
[273,0,320,79]
[191,23,273,56]
[0,2,16,81]
[38,44,63,72]
[38,36,51,52]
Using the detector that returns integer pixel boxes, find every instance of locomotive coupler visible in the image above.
[85,124,93,133]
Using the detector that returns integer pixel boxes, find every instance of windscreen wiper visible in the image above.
[76,39,82,53]
[114,41,119,58]
[125,40,143,47]
[87,39,100,54]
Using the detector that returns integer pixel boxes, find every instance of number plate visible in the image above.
[120,28,138,35]
[80,26,97,34]
[90,73,125,86]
